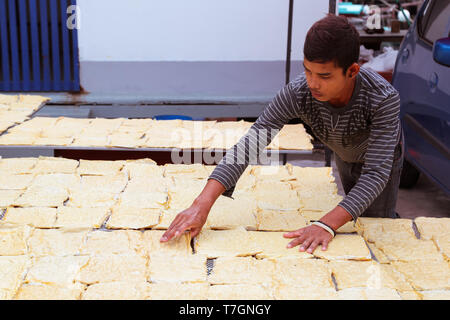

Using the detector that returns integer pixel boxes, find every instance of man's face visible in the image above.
[303,58,353,103]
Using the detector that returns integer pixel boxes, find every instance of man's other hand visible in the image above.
[283,225,333,253]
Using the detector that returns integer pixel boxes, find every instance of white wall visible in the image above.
[291,0,330,62]
[77,0,329,62]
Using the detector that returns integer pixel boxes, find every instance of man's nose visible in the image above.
[309,77,320,90]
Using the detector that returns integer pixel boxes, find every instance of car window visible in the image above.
[419,0,450,44]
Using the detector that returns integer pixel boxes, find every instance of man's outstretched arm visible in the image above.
[161,82,299,243]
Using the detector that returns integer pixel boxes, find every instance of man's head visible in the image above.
[303,14,361,103]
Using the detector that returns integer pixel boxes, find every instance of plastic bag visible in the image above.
[362,47,398,72]
[359,45,374,62]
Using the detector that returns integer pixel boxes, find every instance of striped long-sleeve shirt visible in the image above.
[208,67,402,221]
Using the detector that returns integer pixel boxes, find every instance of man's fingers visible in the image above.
[306,240,320,254]
[174,222,194,238]
[160,225,177,242]
[160,214,187,242]
[190,227,202,239]
[298,238,313,252]
[283,229,304,239]
[160,220,181,242]
[321,238,331,251]
[286,235,305,249]
[284,225,335,252]
[168,219,194,241]
[161,224,186,242]
[160,228,177,242]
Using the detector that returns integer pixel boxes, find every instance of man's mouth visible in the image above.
[311,90,322,97]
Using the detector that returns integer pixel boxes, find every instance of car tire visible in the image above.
[399,159,420,189]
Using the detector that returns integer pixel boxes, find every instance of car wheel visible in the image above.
[399,159,420,189]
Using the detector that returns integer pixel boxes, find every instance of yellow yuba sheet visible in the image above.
[0,157,448,300]
[0,117,313,151]
[0,94,50,136]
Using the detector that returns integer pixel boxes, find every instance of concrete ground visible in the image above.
[286,151,450,219]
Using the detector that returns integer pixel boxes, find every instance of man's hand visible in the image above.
[283,225,333,253]
[283,205,353,253]
[160,179,225,243]
[160,202,209,242]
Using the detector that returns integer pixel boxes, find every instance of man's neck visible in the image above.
[328,77,357,108]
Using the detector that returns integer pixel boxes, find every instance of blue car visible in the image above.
[392,0,450,194]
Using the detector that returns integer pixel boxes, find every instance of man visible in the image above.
[160,14,403,254]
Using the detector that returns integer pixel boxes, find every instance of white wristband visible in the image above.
[311,221,336,237]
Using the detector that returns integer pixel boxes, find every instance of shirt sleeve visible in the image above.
[208,82,299,198]
[338,92,401,220]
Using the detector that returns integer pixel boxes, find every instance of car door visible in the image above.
[392,0,450,193]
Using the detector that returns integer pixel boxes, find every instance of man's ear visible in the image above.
[347,63,360,79]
